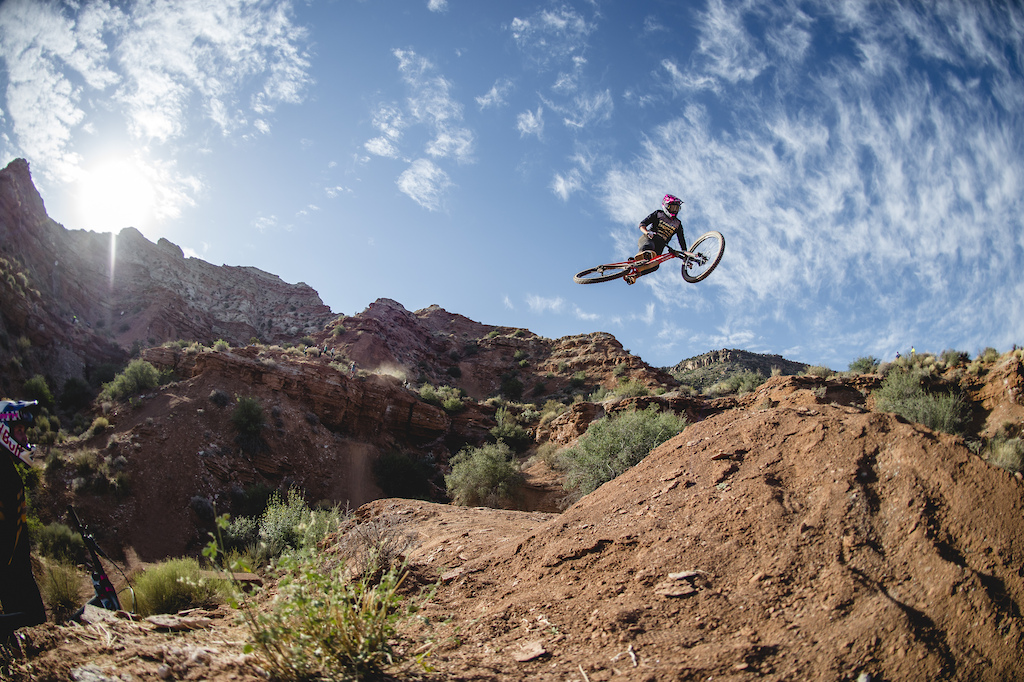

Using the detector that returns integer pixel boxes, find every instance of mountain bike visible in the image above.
[574,230,725,285]
[68,506,135,615]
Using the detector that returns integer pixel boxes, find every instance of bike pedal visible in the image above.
[624,275,636,285]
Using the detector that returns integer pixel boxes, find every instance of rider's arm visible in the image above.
[638,211,659,238]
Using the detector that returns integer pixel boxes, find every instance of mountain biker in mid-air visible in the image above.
[626,193,686,284]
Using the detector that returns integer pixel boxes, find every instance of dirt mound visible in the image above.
[14,401,1024,681]
[401,403,1024,680]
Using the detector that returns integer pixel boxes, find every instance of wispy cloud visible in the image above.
[509,7,595,70]
[368,48,475,209]
[397,158,451,211]
[477,78,513,109]
[394,48,474,164]
[526,294,565,313]
[517,107,544,138]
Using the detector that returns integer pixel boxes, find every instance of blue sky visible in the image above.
[1,0,1022,370]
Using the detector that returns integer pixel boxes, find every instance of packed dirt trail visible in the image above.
[10,387,1024,681]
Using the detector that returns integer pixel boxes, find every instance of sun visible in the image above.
[78,158,157,233]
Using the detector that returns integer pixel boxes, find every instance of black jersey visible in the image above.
[639,209,683,245]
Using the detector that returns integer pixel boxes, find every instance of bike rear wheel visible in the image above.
[574,262,631,284]
[681,231,725,283]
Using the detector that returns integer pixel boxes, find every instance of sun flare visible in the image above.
[78,158,157,233]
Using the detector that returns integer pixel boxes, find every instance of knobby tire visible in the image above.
[681,231,725,283]
[574,263,630,284]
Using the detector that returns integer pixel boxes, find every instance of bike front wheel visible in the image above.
[681,231,725,283]
[574,263,631,284]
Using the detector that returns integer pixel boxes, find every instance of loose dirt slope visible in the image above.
[11,394,1024,681]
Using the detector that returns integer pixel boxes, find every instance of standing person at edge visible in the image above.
[626,193,687,285]
[0,399,46,641]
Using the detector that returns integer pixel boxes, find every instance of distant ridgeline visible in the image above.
[665,348,810,391]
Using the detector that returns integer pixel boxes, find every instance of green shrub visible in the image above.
[559,405,688,498]
[213,338,230,352]
[231,396,266,453]
[614,378,650,398]
[489,406,532,452]
[539,399,568,425]
[704,370,766,397]
[803,365,833,379]
[33,522,86,563]
[419,384,464,413]
[848,356,880,374]
[134,557,224,616]
[873,368,969,435]
[100,359,160,401]
[978,347,1000,362]
[939,349,969,366]
[244,555,417,680]
[23,374,55,410]
[259,488,313,557]
[446,441,524,508]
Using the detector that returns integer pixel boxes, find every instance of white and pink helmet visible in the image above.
[662,194,683,216]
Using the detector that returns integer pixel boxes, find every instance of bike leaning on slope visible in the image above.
[573,230,725,285]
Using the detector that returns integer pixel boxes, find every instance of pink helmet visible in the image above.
[662,194,683,216]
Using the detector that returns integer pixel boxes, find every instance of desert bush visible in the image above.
[446,441,524,508]
[977,347,999,363]
[23,374,55,410]
[134,557,224,616]
[614,377,650,398]
[100,359,160,401]
[242,554,418,680]
[336,514,416,579]
[87,416,109,437]
[213,338,230,352]
[873,368,969,435]
[569,371,586,387]
[539,399,568,425]
[259,488,313,557]
[848,356,880,374]
[704,371,766,397]
[560,405,688,499]
[939,349,969,366]
[33,521,86,564]
[41,560,84,623]
[373,450,434,500]
[490,406,532,452]
[986,435,1024,473]
[231,396,266,453]
[802,365,833,379]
